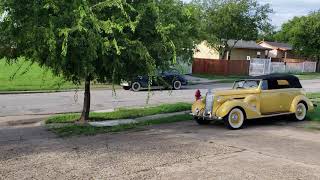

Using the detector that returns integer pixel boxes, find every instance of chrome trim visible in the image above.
[205,92,214,114]
[190,113,223,121]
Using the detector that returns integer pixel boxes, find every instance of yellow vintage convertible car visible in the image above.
[191,74,316,130]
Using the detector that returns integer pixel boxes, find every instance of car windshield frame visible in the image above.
[233,79,261,90]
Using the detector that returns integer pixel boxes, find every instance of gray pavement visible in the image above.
[0,119,319,179]
[0,79,319,117]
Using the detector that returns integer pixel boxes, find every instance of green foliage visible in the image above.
[306,92,320,122]
[46,102,192,124]
[197,0,272,59]
[275,11,320,62]
[157,0,202,63]
[0,0,177,85]
[47,114,192,137]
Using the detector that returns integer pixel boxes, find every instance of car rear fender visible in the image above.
[290,95,315,113]
[215,100,261,119]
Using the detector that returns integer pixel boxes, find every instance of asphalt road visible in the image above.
[0,119,319,179]
[0,79,320,117]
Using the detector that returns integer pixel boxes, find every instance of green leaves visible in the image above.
[0,0,189,89]
[276,11,320,60]
[199,0,272,59]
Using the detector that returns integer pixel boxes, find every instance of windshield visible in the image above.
[233,80,260,89]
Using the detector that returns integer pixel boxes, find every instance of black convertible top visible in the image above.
[252,74,298,81]
[251,74,302,89]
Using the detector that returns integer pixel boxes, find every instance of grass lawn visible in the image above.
[192,74,248,83]
[47,114,192,137]
[0,58,116,91]
[46,102,192,124]
[294,73,320,80]
[307,93,320,122]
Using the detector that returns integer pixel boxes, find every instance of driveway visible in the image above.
[0,120,319,179]
[1,79,319,117]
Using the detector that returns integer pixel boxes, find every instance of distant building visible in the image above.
[258,41,294,59]
[194,40,271,61]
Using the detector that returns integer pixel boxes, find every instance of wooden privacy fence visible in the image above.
[192,58,250,75]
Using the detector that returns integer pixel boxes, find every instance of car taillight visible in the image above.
[195,89,201,100]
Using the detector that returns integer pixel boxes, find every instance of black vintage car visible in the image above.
[121,69,188,91]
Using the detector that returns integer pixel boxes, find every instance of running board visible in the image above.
[260,112,294,118]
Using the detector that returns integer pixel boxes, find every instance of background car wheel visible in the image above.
[194,117,211,125]
[131,82,141,92]
[123,86,131,90]
[172,80,182,90]
[294,102,307,121]
[224,108,245,130]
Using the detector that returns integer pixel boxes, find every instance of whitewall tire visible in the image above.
[173,80,182,90]
[131,82,141,92]
[224,108,245,130]
[295,103,307,121]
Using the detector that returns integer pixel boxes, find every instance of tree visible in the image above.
[275,11,320,71]
[257,25,277,42]
[198,0,272,60]
[0,0,176,123]
[156,0,203,62]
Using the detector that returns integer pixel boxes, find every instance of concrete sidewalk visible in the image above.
[0,109,190,127]
[184,75,222,84]
[89,111,190,127]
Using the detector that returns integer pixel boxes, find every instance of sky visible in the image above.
[183,0,320,28]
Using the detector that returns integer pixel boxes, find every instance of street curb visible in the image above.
[0,115,51,126]
[0,87,121,95]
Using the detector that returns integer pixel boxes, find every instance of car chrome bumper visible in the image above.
[190,113,223,121]
[120,82,130,86]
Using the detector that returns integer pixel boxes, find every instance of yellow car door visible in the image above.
[276,80,301,112]
[260,80,284,114]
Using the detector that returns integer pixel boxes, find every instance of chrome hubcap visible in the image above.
[296,103,306,120]
[229,109,243,128]
[174,81,181,89]
[232,114,238,121]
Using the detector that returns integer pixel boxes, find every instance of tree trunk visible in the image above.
[221,49,228,60]
[78,76,91,124]
[228,49,233,60]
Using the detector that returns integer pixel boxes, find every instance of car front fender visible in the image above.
[215,100,261,120]
[290,95,315,113]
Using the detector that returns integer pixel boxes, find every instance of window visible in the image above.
[261,80,268,90]
[257,51,261,58]
[266,79,291,90]
[277,80,289,86]
[233,80,260,89]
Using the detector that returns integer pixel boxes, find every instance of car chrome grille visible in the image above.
[205,93,214,115]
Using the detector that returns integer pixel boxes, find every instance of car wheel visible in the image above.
[123,86,131,90]
[172,80,182,90]
[294,102,307,121]
[224,108,245,130]
[131,82,141,92]
[194,117,211,125]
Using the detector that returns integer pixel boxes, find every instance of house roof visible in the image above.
[228,40,272,50]
[259,41,293,51]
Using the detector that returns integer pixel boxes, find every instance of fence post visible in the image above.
[302,62,305,73]
[268,58,272,74]
[262,61,266,75]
